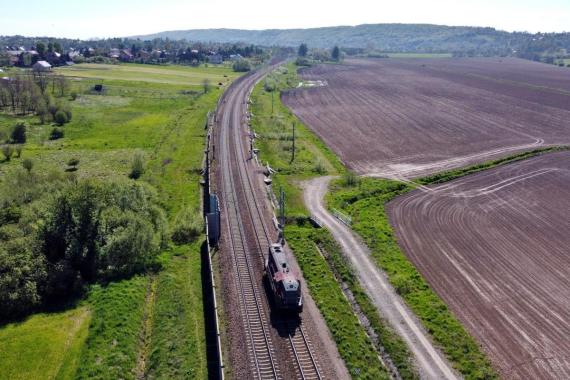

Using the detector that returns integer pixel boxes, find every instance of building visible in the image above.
[230,54,243,61]
[209,54,223,64]
[32,60,52,71]
[120,49,133,62]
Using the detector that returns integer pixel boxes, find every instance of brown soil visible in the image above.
[387,152,570,379]
[282,58,570,178]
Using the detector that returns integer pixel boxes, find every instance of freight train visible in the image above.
[265,243,303,312]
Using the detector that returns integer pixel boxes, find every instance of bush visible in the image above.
[171,208,203,244]
[54,110,68,126]
[70,91,78,100]
[1,145,14,161]
[295,57,312,66]
[49,127,64,140]
[22,158,33,173]
[232,59,251,72]
[15,145,23,158]
[129,153,145,179]
[313,160,327,174]
[342,172,360,187]
[0,239,46,320]
[10,123,26,144]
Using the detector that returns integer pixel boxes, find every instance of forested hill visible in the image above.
[134,23,570,56]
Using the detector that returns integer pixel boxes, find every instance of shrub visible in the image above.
[1,145,14,161]
[10,123,26,144]
[232,59,251,72]
[15,145,23,158]
[22,158,33,173]
[70,91,78,100]
[342,172,360,187]
[129,153,145,179]
[54,110,68,126]
[67,158,80,167]
[171,208,203,244]
[313,160,327,175]
[0,239,47,320]
[49,127,64,140]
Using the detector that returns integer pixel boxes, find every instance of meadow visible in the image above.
[0,62,237,379]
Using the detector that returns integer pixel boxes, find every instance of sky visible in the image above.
[0,0,568,39]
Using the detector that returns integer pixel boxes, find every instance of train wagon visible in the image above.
[265,243,303,312]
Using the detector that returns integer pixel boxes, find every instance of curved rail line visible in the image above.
[217,68,322,380]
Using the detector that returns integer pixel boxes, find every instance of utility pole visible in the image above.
[291,122,296,163]
[279,187,285,242]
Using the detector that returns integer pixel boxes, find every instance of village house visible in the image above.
[32,60,52,71]
[120,49,134,62]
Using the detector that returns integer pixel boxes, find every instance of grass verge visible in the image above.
[145,242,207,379]
[416,146,569,185]
[75,276,150,379]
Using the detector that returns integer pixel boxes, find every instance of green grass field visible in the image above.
[0,62,236,379]
[55,63,238,86]
[0,307,91,380]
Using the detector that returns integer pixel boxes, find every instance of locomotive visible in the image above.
[265,243,303,312]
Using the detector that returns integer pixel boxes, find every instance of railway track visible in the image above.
[217,68,322,380]
[287,323,323,380]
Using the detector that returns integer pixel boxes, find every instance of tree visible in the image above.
[10,123,26,144]
[332,46,341,61]
[36,42,46,58]
[37,101,48,124]
[202,78,211,94]
[22,158,33,173]
[298,43,308,57]
[54,75,70,97]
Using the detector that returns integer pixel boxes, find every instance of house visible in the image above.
[230,54,243,61]
[120,49,133,62]
[6,51,21,66]
[209,54,223,64]
[109,48,120,59]
[33,60,52,71]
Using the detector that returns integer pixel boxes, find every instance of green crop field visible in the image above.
[56,63,238,86]
[0,62,237,379]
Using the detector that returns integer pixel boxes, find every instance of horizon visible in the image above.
[0,0,569,40]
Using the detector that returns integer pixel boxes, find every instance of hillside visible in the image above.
[133,23,570,56]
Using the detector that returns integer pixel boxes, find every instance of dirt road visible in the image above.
[302,176,459,380]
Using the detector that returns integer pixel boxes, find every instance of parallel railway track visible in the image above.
[217,68,322,380]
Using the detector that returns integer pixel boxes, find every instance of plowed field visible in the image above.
[282,58,570,178]
[387,152,570,379]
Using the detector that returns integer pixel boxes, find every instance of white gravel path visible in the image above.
[302,176,461,380]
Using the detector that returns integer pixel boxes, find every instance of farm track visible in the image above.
[216,69,323,380]
[282,58,570,178]
[387,152,570,379]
